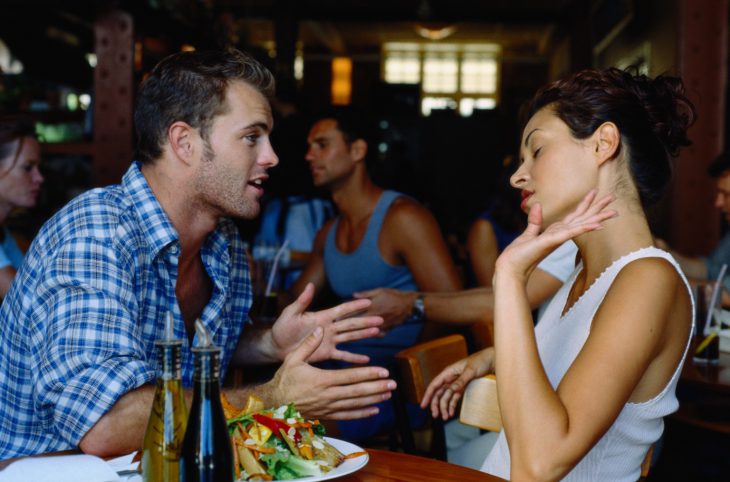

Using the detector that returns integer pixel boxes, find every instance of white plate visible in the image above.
[237,437,369,482]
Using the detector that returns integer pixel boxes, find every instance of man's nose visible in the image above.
[715,193,725,209]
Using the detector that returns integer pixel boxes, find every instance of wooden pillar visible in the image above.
[672,0,728,254]
[93,10,134,187]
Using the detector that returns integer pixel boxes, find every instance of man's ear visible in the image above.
[593,121,620,166]
[167,121,198,165]
[350,139,368,163]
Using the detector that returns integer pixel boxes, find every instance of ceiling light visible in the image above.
[415,23,458,41]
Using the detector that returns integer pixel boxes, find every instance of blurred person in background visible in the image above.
[0,115,44,298]
[656,151,730,305]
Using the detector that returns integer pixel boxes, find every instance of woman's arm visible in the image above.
[467,218,500,287]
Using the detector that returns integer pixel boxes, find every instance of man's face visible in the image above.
[715,172,730,223]
[195,80,278,220]
[305,119,356,189]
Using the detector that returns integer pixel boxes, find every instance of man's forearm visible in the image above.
[423,288,494,324]
[670,251,708,280]
[79,385,157,457]
[78,381,281,458]
[231,325,281,366]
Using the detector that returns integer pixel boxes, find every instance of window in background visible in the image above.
[383,42,500,117]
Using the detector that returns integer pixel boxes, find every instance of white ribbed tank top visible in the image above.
[482,247,693,481]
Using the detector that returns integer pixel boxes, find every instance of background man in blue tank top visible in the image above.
[291,106,462,442]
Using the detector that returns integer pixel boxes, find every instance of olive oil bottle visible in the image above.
[180,320,234,482]
[142,313,187,482]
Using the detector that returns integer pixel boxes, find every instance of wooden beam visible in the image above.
[93,10,134,187]
[672,0,728,254]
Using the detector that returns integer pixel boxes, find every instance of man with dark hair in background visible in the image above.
[292,106,462,441]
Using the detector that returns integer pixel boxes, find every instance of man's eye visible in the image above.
[534,147,542,157]
[245,135,259,144]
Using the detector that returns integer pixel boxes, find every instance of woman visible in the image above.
[0,116,44,298]
[422,68,695,481]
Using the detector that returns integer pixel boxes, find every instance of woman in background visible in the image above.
[466,156,526,288]
[0,116,44,298]
[423,68,695,481]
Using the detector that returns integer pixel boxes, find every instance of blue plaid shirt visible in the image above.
[0,162,252,458]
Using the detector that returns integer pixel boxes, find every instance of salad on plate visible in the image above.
[223,395,367,481]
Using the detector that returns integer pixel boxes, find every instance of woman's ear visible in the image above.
[593,121,620,166]
[349,138,368,163]
[167,121,197,165]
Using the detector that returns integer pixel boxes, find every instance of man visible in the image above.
[656,152,730,301]
[0,50,394,459]
[291,106,462,440]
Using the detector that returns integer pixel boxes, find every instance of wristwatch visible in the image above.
[411,294,426,320]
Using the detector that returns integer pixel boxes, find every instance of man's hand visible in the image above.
[271,283,384,364]
[353,288,416,329]
[266,326,397,420]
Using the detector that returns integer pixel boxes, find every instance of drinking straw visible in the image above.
[702,263,727,336]
[695,331,719,355]
[265,239,290,297]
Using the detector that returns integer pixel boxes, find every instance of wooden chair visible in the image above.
[459,375,653,478]
[394,334,469,460]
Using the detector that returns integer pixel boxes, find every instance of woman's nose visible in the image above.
[33,167,44,185]
[510,165,527,188]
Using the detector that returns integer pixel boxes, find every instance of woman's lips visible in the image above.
[520,191,533,211]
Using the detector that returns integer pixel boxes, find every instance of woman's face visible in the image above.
[0,137,44,210]
[511,107,598,226]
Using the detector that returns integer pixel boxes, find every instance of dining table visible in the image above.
[672,346,730,435]
[0,448,506,482]
[340,448,505,481]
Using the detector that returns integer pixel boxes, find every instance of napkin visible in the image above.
[107,452,141,482]
[0,454,120,482]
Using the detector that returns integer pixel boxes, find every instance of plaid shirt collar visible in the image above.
[122,161,179,259]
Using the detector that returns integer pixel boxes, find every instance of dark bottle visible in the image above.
[142,313,187,482]
[180,320,234,482]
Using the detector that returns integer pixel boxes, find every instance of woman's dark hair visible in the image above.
[522,67,696,207]
[134,48,275,164]
[0,115,36,174]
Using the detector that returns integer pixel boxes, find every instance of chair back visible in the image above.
[393,334,469,459]
[395,334,469,404]
[458,375,652,477]
[458,374,502,432]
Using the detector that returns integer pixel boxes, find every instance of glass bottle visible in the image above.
[142,314,187,482]
[180,321,234,482]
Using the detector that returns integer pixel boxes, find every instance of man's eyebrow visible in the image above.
[524,128,541,147]
[240,122,271,132]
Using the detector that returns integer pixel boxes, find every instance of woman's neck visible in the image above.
[0,203,13,225]
[573,198,653,288]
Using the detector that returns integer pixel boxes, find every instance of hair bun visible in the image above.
[630,71,696,157]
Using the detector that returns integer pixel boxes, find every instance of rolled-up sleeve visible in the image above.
[31,237,154,446]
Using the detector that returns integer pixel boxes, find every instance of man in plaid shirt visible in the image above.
[0,49,393,459]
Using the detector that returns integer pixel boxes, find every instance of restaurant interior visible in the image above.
[1,0,729,480]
